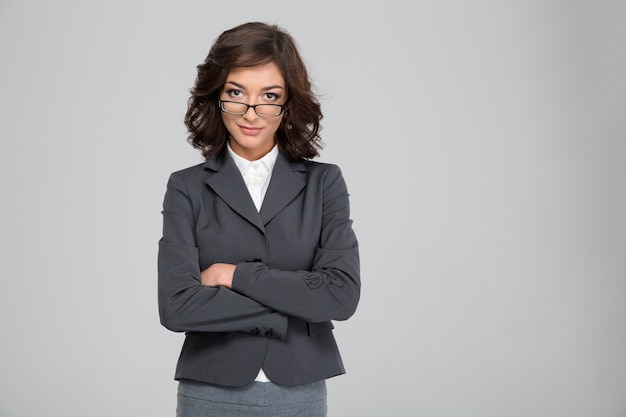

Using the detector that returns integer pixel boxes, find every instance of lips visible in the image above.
[238,125,262,136]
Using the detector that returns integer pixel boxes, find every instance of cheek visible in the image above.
[268,116,284,132]
[221,113,237,130]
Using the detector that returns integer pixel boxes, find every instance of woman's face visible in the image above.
[220,62,286,161]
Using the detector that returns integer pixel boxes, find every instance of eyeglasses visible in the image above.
[218,100,285,117]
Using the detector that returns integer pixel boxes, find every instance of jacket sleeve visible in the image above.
[158,172,288,338]
[232,165,360,323]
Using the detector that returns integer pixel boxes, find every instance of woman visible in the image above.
[158,21,360,416]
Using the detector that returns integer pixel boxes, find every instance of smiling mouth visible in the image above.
[239,125,261,135]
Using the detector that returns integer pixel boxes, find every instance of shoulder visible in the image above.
[164,162,209,194]
[302,160,349,194]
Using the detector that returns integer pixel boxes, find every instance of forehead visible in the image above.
[225,62,285,89]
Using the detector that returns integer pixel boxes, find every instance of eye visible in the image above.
[264,92,281,101]
[226,89,243,98]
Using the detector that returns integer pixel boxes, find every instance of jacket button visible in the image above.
[249,328,259,335]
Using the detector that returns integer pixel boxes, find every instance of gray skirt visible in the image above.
[177,379,327,417]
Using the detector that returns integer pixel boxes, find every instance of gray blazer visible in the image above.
[158,149,360,387]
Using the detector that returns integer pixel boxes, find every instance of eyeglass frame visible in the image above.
[218,100,285,117]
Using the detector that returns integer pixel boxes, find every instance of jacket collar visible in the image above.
[203,149,306,234]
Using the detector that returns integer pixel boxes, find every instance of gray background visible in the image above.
[1,1,625,416]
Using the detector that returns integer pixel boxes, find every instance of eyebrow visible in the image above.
[225,81,284,91]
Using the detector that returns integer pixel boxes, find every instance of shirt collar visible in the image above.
[227,142,278,174]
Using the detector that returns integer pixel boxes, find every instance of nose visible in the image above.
[242,104,259,121]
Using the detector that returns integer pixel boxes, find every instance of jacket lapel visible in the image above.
[260,154,306,226]
[204,152,265,233]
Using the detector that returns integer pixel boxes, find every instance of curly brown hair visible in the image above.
[185,22,323,162]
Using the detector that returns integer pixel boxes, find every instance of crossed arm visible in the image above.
[158,165,360,338]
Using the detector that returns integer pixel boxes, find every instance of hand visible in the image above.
[200,263,236,288]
